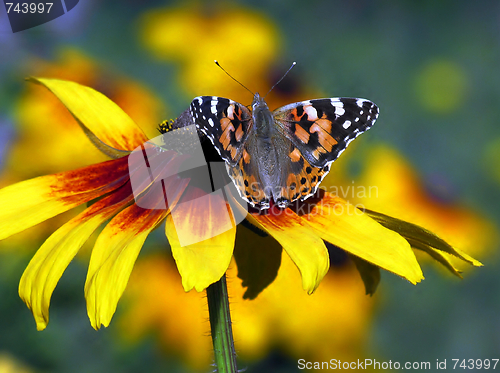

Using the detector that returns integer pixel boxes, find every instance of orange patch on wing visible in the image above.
[289,108,303,122]
[234,124,244,141]
[221,119,235,150]
[318,132,337,152]
[315,118,332,132]
[230,146,237,159]
[242,149,251,164]
[220,117,232,131]
[309,119,337,152]
[289,147,302,162]
[286,173,299,193]
[295,125,310,144]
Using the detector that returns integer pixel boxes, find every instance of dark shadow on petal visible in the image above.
[233,224,282,300]
[349,254,381,296]
[324,241,350,268]
[240,218,268,237]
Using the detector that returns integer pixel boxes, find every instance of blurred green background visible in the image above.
[1,0,499,372]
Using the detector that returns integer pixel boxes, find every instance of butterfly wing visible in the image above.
[273,98,379,168]
[190,96,253,166]
[226,138,271,208]
[272,142,331,207]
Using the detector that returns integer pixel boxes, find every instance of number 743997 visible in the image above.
[5,2,53,13]
[452,359,499,369]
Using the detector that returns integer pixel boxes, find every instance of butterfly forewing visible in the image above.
[190,96,254,166]
[273,98,379,168]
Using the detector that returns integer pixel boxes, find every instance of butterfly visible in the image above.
[190,93,378,210]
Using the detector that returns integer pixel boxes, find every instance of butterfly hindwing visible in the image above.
[273,143,331,206]
[190,96,253,166]
[273,98,379,168]
[226,141,270,208]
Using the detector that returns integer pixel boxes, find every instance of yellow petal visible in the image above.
[19,183,135,330]
[364,208,483,267]
[166,188,236,292]
[410,240,463,278]
[304,193,424,284]
[451,246,483,267]
[250,209,330,294]
[20,216,109,330]
[29,78,148,153]
[85,204,167,329]
[0,157,129,240]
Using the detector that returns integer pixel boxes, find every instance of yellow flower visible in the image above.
[0,78,480,333]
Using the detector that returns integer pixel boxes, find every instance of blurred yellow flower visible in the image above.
[0,353,33,373]
[138,4,281,102]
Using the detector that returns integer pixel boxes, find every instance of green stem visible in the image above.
[206,274,238,373]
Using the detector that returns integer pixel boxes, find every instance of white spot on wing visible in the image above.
[356,99,365,108]
[211,103,218,115]
[208,118,215,127]
[304,105,318,120]
[227,105,234,119]
[334,106,345,116]
[342,120,352,129]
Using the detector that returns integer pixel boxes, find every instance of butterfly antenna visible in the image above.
[214,60,254,96]
[264,61,297,99]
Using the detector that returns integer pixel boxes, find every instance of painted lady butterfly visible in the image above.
[190,93,378,210]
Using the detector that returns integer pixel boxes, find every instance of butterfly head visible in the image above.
[251,92,267,110]
[251,93,275,137]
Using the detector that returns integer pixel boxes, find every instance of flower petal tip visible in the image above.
[35,322,48,331]
[306,287,317,296]
[410,274,425,285]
